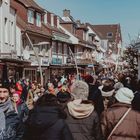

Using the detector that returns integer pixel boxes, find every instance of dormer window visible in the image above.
[107,32,113,38]
[36,13,41,27]
[28,9,34,24]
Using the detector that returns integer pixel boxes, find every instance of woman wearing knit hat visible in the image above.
[66,80,103,140]
[101,87,140,140]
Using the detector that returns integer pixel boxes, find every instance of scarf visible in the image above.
[0,98,14,130]
[67,99,94,119]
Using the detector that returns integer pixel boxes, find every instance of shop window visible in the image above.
[24,69,36,82]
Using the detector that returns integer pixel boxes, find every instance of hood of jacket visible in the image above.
[67,99,94,119]
[27,106,66,130]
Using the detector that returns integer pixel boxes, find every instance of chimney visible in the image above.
[76,20,81,25]
[63,9,70,17]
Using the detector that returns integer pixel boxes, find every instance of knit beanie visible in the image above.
[71,80,89,100]
[115,87,134,104]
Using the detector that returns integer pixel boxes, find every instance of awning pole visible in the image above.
[25,33,43,86]
[69,47,79,80]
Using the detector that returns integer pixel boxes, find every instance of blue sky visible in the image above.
[36,0,140,46]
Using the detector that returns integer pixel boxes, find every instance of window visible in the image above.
[24,69,37,82]
[107,32,113,38]
[28,9,34,24]
[4,18,8,43]
[58,43,62,54]
[9,21,13,45]
[64,44,68,54]
[4,0,8,4]
[52,42,57,54]
[36,13,41,27]
[83,31,86,40]
[11,22,14,46]
[44,14,47,24]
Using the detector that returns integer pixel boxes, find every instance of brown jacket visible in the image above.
[101,103,140,140]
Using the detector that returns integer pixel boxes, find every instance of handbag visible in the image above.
[107,108,131,140]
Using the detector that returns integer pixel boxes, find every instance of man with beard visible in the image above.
[0,86,24,140]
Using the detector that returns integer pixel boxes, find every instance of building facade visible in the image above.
[0,0,30,86]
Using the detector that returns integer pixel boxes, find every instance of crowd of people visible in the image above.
[0,70,140,140]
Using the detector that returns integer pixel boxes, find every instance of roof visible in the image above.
[91,24,120,41]
[43,23,69,38]
[17,15,52,38]
[77,24,88,31]
[16,0,44,13]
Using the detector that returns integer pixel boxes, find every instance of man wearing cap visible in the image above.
[101,87,140,140]
[0,86,24,140]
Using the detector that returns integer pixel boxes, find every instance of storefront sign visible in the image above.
[77,59,95,65]
[52,58,62,64]
[41,58,49,66]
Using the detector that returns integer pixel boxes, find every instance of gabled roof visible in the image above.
[91,24,120,41]
[15,0,44,13]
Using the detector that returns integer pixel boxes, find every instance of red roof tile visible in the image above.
[91,24,120,41]
[16,0,44,13]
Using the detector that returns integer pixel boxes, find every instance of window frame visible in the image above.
[107,32,113,38]
[4,18,8,44]
[36,12,41,27]
[28,9,34,24]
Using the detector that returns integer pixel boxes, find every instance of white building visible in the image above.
[0,0,16,58]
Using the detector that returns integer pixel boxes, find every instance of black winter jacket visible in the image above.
[23,106,73,140]
[0,111,24,140]
[88,84,104,115]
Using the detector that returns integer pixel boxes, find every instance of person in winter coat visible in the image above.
[12,93,29,123]
[57,88,71,109]
[101,87,140,140]
[23,94,74,140]
[20,79,30,102]
[0,86,24,140]
[66,80,103,140]
[132,92,140,111]
[99,79,115,110]
[83,74,104,116]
